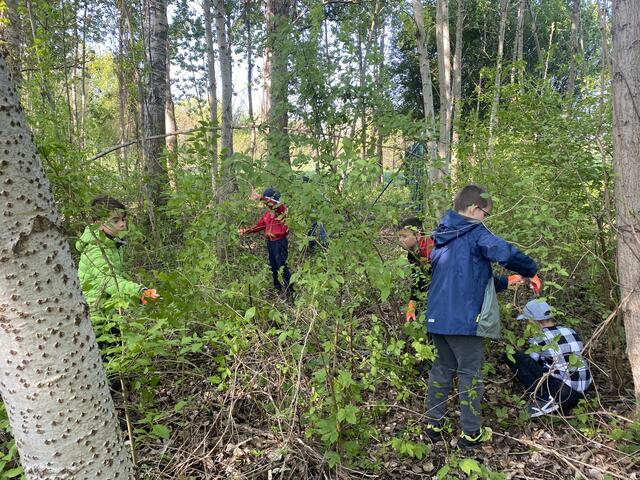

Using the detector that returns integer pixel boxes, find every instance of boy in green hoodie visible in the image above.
[76,196,158,311]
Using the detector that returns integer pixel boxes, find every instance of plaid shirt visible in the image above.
[528,325,592,393]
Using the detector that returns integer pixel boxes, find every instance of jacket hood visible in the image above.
[431,210,482,247]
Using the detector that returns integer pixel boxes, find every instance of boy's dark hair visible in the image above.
[398,217,423,232]
[453,184,492,212]
[90,196,127,221]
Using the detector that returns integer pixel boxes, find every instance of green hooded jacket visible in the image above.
[76,225,143,309]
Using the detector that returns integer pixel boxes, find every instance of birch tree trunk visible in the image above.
[611,0,640,409]
[436,0,452,177]
[412,0,438,169]
[264,0,291,167]
[487,0,509,162]
[0,53,135,479]
[567,0,581,95]
[142,0,169,219]
[451,0,464,177]
[165,39,178,191]
[203,0,219,194]
[215,0,235,195]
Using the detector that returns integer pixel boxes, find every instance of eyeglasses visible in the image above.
[478,206,491,217]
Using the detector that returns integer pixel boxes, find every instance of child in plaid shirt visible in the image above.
[504,299,592,417]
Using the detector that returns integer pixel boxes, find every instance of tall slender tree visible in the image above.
[203,0,219,193]
[264,0,292,167]
[142,0,169,222]
[487,0,509,161]
[436,0,452,176]
[215,0,235,195]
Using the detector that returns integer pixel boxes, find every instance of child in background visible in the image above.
[504,299,592,417]
[239,187,294,294]
[398,217,434,322]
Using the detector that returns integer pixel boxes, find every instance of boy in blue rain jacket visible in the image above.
[424,185,541,448]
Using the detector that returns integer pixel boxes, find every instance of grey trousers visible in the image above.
[426,334,484,433]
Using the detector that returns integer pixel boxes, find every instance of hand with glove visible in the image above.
[529,274,542,295]
[507,274,524,288]
[140,288,160,305]
[406,300,417,322]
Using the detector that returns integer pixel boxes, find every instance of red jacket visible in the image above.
[243,202,289,240]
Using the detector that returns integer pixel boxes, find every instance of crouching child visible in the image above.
[503,299,592,418]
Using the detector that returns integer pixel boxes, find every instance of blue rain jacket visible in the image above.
[426,210,537,336]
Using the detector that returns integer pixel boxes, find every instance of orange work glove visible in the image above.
[406,300,417,322]
[507,274,524,288]
[140,288,160,305]
[529,275,542,295]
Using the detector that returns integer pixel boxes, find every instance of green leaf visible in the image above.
[152,424,171,440]
[337,405,358,425]
[459,458,482,475]
[244,307,256,321]
[2,466,23,478]
[174,400,189,413]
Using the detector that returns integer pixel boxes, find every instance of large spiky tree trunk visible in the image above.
[611,0,640,410]
[0,54,134,479]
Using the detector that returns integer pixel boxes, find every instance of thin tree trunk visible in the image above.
[357,25,366,161]
[527,0,543,68]
[203,0,219,194]
[567,0,581,94]
[412,0,438,172]
[265,0,292,167]
[142,0,169,223]
[165,40,178,191]
[451,0,465,178]
[611,0,640,409]
[436,0,452,178]
[244,0,257,159]
[0,52,135,479]
[116,0,133,182]
[544,22,555,81]
[215,0,235,195]
[511,0,525,89]
[487,0,509,162]
[79,1,88,149]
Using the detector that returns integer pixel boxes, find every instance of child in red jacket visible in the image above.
[239,187,293,293]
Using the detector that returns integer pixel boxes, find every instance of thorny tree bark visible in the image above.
[0,53,135,479]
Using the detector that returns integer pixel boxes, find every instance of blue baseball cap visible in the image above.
[262,187,281,203]
[517,300,553,321]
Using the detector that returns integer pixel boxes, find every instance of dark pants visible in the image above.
[503,351,585,412]
[267,237,292,291]
[307,221,328,252]
[426,334,485,433]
